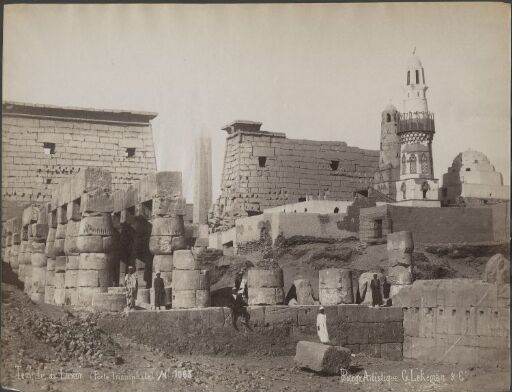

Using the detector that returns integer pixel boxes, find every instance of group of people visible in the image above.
[123,266,167,311]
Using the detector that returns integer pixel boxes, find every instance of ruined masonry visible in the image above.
[4,168,196,309]
[210,121,379,231]
[1,102,157,221]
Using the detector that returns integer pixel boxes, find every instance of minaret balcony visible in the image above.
[398,112,435,134]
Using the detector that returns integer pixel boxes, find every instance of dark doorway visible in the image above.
[373,219,383,238]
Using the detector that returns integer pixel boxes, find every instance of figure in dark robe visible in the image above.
[153,271,166,310]
[370,274,382,307]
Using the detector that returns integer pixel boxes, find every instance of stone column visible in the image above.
[11,221,21,276]
[150,198,187,308]
[248,268,284,305]
[17,225,29,285]
[319,268,354,305]
[76,190,115,306]
[23,205,41,295]
[30,205,49,303]
[44,209,57,304]
[64,200,81,305]
[4,221,12,269]
[53,204,67,306]
[171,250,210,308]
[1,226,5,263]
[386,231,414,299]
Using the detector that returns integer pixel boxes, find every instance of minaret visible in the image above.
[396,51,440,205]
[373,103,400,199]
[403,49,429,113]
[193,131,212,224]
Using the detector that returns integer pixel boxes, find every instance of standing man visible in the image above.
[153,271,166,310]
[230,287,251,330]
[370,274,382,307]
[316,306,330,344]
[124,266,138,310]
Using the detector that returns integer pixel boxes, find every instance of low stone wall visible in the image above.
[360,204,509,244]
[99,305,404,359]
[394,279,510,368]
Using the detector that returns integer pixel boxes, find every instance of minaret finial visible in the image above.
[413,47,416,55]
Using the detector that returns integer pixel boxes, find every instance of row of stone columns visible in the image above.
[4,169,214,310]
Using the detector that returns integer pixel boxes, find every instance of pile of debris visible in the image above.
[1,284,122,369]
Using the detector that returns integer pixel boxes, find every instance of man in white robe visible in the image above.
[316,306,330,344]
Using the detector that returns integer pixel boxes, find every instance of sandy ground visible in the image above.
[1,283,510,392]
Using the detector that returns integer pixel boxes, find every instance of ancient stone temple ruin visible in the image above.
[1,101,157,219]
[210,120,379,231]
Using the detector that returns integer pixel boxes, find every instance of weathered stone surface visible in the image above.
[484,254,510,284]
[92,292,126,312]
[248,268,284,288]
[294,341,351,374]
[70,168,112,200]
[149,236,186,255]
[172,250,197,270]
[80,191,114,214]
[172,269,210,290]
[77,269,111,287]
[76,236,108,253]
[54,256,67,272]
[319,269,353,305]
[294,278,315,305]
[380,342,403,361]
[387,265,413,285]
[79,214,114,236]
[77,287,108,307]
[151,217,185,236]
[152,197,186,217]
[153,254,173,272]
[66,201,81,222]
[248,287,284,305]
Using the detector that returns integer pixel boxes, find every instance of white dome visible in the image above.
[407,54,423,70]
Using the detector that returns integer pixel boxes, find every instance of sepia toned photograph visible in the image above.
[1,3,510,392]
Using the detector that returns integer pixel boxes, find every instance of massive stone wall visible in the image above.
[99,304,404,359]
[210,122,379,231]
[394,279,509,368]
[1,102,157,219]
[360,203,509,244]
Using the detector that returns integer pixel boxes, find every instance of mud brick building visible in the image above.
[1,101,158,220]
[210,121,379,231]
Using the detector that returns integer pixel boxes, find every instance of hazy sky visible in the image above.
[3,3,510,202]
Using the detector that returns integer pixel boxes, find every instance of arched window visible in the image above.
[415,70,419,84]
[407,71,410,85]
[401,154,406,174]
[409,154,417,174]
[422,69,426,84]
[400,182,407,199]
[386,113,391,123]
[420,153,429,174]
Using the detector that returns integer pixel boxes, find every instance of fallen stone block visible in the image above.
[484,254,510,284]
[294,341,351,375]
[294,278,315,305]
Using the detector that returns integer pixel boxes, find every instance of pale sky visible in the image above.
[3,3,510,202]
